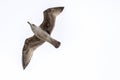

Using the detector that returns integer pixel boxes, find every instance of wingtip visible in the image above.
[61,7,64,9]
[22,55,29,70]
[22,61,29,70]
[22,61,27,70]
[55,7,64,12]
[23,67,26,70]
[60,7,64,12]
[23,65,27,70]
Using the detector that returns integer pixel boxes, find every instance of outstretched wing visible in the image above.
[22,7,64,69]
[40,7,64,34]
[22,35,45,69]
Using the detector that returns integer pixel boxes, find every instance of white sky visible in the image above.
[0,0,120,80]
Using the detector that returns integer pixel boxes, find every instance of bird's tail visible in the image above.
[50,39,61,48]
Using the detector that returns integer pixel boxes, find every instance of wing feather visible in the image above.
[22,7,64,69]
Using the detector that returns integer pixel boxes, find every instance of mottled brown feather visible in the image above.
[22,7,64,69]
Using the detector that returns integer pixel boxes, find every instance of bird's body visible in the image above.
[22,7,64,69]
[28,21,60,48]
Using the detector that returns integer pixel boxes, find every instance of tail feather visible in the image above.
[51,39,61,48]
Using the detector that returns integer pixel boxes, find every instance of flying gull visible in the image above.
[22,7,64,69]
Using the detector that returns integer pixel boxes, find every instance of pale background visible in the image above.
[0,0,120,80]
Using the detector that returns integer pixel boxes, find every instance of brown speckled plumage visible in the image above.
[22,7,64,69]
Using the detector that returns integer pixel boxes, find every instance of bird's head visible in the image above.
[27,21,36,27]
[27,21,38,33]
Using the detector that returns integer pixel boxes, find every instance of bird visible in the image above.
[22,7,64,69]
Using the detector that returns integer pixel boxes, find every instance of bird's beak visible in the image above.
[27,21,32,26]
